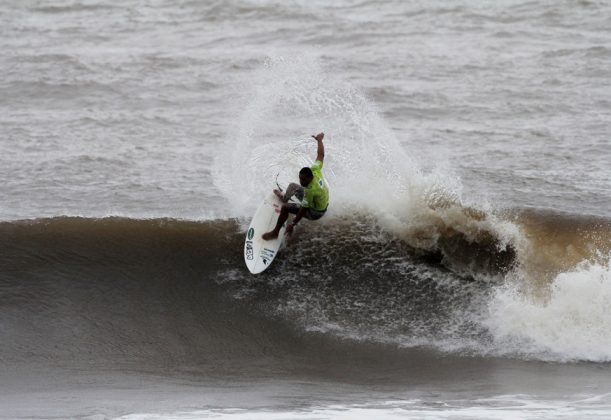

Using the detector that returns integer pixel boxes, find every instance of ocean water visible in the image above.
[1,0,610,419]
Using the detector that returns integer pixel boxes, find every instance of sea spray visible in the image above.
[213,55,518,264]
[213,54,425,220]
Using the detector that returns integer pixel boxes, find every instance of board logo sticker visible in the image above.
[245,241,253,260]
[260,248,275,265]
[247,228,254,240]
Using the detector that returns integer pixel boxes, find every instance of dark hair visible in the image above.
[299,167,313,179]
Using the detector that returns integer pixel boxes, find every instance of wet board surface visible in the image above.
[244,193,286,274]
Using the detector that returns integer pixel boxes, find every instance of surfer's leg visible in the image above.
[283,183,305,202]
[262,204,291,240]
[285,203,300,214]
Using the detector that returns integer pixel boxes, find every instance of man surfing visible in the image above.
[262,132,329,240]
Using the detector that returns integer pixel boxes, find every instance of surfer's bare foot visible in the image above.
[273,189,283,200]
[262,231,278,240]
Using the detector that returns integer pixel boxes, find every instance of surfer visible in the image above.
[262,132,329,240]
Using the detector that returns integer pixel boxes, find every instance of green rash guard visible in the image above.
[302,160,329,212]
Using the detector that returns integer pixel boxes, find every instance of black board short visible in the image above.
[286,203,326,221]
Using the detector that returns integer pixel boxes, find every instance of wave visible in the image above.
[1,209,609,370]
[3,48,609,365]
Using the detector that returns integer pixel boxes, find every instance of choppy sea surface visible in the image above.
[1,1,610,419]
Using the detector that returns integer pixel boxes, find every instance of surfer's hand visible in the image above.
[312,132,324,142]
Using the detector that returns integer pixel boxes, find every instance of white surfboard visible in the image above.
[244,193,287,274]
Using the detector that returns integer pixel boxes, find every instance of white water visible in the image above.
[486,257,611,362]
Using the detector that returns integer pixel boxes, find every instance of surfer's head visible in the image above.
[299,167,313,187]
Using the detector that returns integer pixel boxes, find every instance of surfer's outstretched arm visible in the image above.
[312,132,324,163]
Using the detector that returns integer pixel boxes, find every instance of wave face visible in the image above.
[0,218,242,372]
[1,212,609,371]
